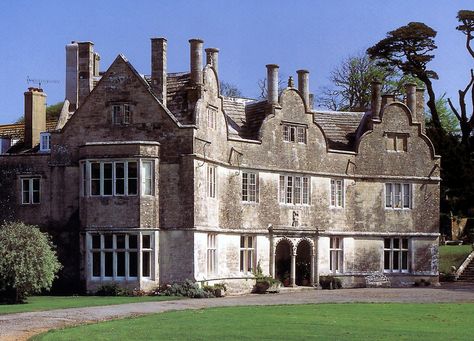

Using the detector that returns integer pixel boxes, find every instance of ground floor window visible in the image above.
[207,234,217,275]
[88,232,154,280]
[240,235,255,274]
[329,237,343,273]
[384,238,409,272]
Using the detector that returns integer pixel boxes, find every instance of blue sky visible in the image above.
[0,0,472,123]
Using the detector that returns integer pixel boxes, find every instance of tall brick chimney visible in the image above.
[151,37,167,106]
[205,47,219,75]
[266,64,279,104]
[77,42,95,107]
[24,87,46,149]
[65,42,78,111]
[189,39,204,85]
[297,69,310,109]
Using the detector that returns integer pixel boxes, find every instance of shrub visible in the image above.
[413,279,431,287]
[319,276,342,290]
[203,283,227,297]
[95,283,129,296]
[159,279,214,298]
[0,221,62,304]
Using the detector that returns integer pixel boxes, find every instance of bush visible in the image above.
[202,283,227,297]
[158,279,214,298]
[95,283,129,296]
[0,221,62,304]
[319,276,342,290]
[413,279,431,287]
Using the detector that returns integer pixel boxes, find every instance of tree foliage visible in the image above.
[0,222,62,303]
[15,101,64,124]
[258,77,286,99]
[367,22,441,130]
[435,93,460,135]
[220,82,243,98]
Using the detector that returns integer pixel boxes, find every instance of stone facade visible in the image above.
[0,37,440,293]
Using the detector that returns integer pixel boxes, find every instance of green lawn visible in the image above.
[0,295,179,315]
[34,303,474,341]
[439,245,472,273]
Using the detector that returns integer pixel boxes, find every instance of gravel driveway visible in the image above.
[1,283,473,341]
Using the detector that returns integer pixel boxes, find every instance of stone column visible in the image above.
[189,38,204,85]
[291,249,296,287]
[205,47,219,75]
[310,247,315,286]
[266,64,279,104]
[314,236,321,289]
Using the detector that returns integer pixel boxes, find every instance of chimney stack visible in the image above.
[77,42,95,107]
[404,82,417,117]
[371,81,382,120]
[266,64,279,104]
[189,39,204,84]
[416,87,426,131]
[381,94,396,110]
[24,88,46,149]
[205,47,219,75]
[296,69,310,109]
[65,42,78,111]
[151,37,167,106]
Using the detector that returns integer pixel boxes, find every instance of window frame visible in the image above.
[279,174,310,205]
[330,179,344,208]
[239,235,255,274]
[385,183,412,209]
[329,237,343,273]
[383,238,409,273]
[241,171,258,203]
[207,233,217,276]
[282,122,307,144]
[39,132,51,152]
[207,106,218,130]
[21,177,41,205]
[112,104,132,125]
[207,164,217,198]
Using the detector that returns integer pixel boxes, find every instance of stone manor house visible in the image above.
[0,38,441,293]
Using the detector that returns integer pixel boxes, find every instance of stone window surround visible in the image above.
[330,178,344,208]
[329,237,343,273]
[282,121,307,144]
[383,237,409,273]
[385,183,412,210]
[240,235,255,274]
[86,231,155,281]
[207,233,217,276]
[207,105,218,130]
[111,103,131,125]
[279,174,310,205]
[20,176,41,205]
[241,171,258,203]
[80,159,155,197]
[384,132,408,153]
[206,164,217,198]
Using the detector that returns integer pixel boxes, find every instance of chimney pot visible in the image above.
[189,38,204,84]
[266,64,279,104]
[296,69,310,109]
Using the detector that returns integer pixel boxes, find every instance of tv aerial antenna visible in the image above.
[26,76,60,89]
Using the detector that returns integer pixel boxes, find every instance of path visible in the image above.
[1,283,473,341]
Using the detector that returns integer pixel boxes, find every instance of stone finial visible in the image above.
[288,76,294,88]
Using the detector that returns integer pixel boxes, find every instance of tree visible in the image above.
[436,93,461,135]
[447,10,474,150]
[257,77,286,99]
[0,222,61,303]
[367,22,442,130]
[15,101,64,123]
[220,82,243,98]
[317,53,399,111]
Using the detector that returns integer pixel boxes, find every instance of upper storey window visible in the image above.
[330,179,344,208]
[39,132,51,152]
[207,106,217,130]
[81,160,153,197]
[385,133,407,152]
[283,123,307,144]
[112,104,131,125]
[385,183,411,209]
[21,177,40,204]
[279,175,310,205]
[242,172,258,203]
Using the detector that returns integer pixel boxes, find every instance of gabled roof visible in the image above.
[313,110,366,150]
[223,97,267,140]
[0,121,57,139]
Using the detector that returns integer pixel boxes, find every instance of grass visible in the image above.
[439,245,472,273]
[34,303,474,341]
[0,295,180,315]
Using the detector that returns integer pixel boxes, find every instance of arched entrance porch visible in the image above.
[296,239,312,286]
[275,239,292,286]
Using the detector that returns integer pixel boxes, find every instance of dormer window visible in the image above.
[39,132,51,152]
[112,104,131,125]
[282,122,307,144]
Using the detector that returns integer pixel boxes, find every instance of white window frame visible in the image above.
[141,160,154,196]
[207,106,217,130]
[240,235,255,274]
[81,160,153,197]
[279,174,310,205]
[385,183,412,209]
[330,179,344,208]
[207,234,217,276]
[207,164,217,198]
[21,177,40,204]
[39,132,51,152]
[329,237,343,273]
[89,232,154,281]
[242,171,258,203]
[384,238,409,273]
[282,123,307,144]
